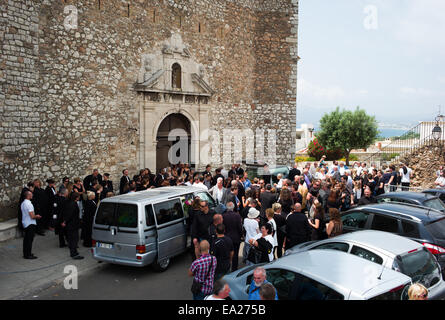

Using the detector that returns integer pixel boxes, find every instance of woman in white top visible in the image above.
[435,170,445,189]
[399,163,413,191]
[249,224,275,263]
[243,208,260,265]
[265,208,278,253]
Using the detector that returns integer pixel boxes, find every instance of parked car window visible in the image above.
[341,211,369,229]
[95,202,116,226]
[153,199,184,225]
[350,245,383,264]
[396,247,441,288]
[266,269,296,300]
[145,205,155,227]
[289,272,343,300]
[439,194,445,202]
[116,204,138,228]
[371,214,399,233]
[377,197,391,203]
[312,242,349,252]
[401,221,420,238]
[424,198,445,212]
[425,217,445,240]
[369,284,409,300]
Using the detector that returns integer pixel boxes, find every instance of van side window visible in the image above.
[153,199,184,225]
[95,202,116,225]
[145,205,155,227]
[116,204,138,228]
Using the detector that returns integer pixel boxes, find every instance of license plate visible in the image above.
[97,242,113,249]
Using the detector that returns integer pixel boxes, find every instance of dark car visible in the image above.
[375,191,445,213]
[423,189,445,203]
[244,162,290,185]
[340,203,445,277]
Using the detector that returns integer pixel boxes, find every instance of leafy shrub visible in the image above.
[307,138,343,161]
[295,156,316,163]
[339,154,359,162]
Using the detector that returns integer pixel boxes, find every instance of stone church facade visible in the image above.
[0,0,298,219]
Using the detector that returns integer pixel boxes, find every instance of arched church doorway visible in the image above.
[156,113,191,171]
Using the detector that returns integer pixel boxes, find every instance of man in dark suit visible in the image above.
[223,186,239,212]
[101,173,113,199]
[259,184,278,214]
[61,192,84,260]
[83,169,102,190]
[222,202,243,271]
[44,179,57,230]
[32,179,48,236]
[288,163,301,183]
[119,169,130,194]
[283,203,312,250]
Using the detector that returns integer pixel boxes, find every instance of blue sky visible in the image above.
[297,0,445,129]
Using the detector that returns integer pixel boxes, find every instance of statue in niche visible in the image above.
[198,65,205,79]
[137,55,153,84]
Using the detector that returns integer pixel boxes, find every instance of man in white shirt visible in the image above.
[193,175,208,191]
[204,280,231,300]
[21,191,41,259]
[338,162,346,176]
[209,177,226,204]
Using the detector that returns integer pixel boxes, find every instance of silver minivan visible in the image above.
[91,186,216,271]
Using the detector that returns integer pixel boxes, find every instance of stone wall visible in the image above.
[0,0,298,220]
[398,143,443,189]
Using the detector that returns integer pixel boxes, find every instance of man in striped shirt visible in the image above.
[188,240,217,300]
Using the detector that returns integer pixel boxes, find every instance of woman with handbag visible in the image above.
[247,223,275,264]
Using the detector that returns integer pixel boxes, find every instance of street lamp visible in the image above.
[433,123,442,141]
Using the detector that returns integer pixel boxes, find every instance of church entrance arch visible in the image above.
[156,113,191,171]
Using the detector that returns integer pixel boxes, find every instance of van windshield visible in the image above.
[94,202,138,228]
[396,248,440,288]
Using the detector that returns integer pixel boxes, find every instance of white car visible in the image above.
[223,249,412,300]
[285,230,445,299]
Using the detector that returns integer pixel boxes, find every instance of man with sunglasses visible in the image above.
[191,200,215,259]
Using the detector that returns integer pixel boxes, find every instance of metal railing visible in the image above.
[364,121,445,167]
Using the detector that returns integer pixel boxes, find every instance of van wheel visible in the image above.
[153,257,170,272]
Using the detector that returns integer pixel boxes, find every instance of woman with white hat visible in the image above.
[243,207,260,265]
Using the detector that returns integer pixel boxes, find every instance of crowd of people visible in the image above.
[18,158,435,300]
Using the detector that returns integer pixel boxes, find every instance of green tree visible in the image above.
[316,107,378,165]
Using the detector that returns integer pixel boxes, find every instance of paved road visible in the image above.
[27,250,196,300]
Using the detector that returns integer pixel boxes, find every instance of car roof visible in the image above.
[329,230,421,255]
[347,202,444,223]
[376,191,436,201]
[100,186,207,204]
[272,250,411,297]
[423,189,445,194]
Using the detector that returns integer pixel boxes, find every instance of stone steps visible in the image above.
[0,218,20,242]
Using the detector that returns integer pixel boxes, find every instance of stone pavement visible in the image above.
[0,230,102,300]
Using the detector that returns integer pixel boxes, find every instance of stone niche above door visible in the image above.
[134,32,214,98]
[134,32,214,172]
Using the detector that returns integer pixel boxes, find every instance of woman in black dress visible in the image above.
[308,201,327,240]
[278,188,294,216]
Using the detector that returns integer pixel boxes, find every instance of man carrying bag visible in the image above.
[188,240,217,300]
